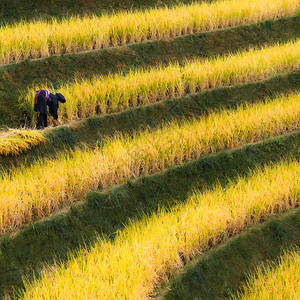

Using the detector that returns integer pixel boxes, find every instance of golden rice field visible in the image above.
[0,0,298,65]
[20,159,300,299]
[233,248,300,300]
[0,91,299,234]
[23,39,300,123]
[0,130,45,156]
[1,0,300,297]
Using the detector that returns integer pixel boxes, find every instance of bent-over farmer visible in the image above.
[34,90,66,129]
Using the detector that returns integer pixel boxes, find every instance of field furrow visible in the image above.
[0,0,298,65]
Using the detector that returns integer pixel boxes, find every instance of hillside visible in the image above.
[0,0,299,298]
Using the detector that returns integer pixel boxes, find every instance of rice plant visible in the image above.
[22,40,300,124]
[232,248,300,300]
[19,159,300,299]
[0,92,299,234]
[0,0,298,65]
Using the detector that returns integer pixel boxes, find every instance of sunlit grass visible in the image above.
[0,0,298,65]
[22,40,300,124]
[19,159,300,299]
[0,92,299,233]
[232,248,300,300]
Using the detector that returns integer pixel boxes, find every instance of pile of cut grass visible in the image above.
[0,0,298,65]
[0,91,299,233]
[0,130,45,156]
[19,159,300,299]
[22,40,300,123]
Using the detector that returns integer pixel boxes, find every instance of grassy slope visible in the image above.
[0,130,299,297]
[0,15,298,128]
[158,207,300,300]
[1,70,299,172]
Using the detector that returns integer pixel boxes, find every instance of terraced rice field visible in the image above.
[0,0,299,298]
[23,40,300,122]
[20,160,300,299]
[1,92,300,233]
[0,0,298,65]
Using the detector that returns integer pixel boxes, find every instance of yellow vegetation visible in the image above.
[233,248,300,300]
[0,130,45,156]
[23,40,300,123]
[20,159,300,299]
[0,92,299,233]
[0,0,298,65]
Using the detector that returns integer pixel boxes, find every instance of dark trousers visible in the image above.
[36,113,48,129]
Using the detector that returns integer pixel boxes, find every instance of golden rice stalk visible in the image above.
[233,248,300,300]
[0,0,299,65]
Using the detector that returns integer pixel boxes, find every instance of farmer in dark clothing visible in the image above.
[34,90,66,129]
[35,90,50,129]
[48,92,66,121]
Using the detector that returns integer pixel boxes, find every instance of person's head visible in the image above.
[56,93,66,103]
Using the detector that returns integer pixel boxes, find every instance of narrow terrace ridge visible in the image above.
[0,15,299,127]
[0,130,299,297]
[0,70,299,172]
[157,207,300,300]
